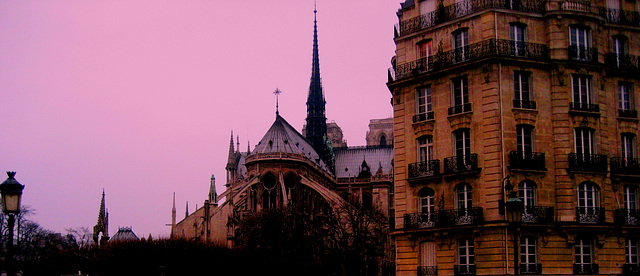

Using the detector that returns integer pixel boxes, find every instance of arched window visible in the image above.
[249,185,258,210]
[262,173,277,190]
[380,134,387,146]
[577,182,601,223]
[284,173,298,206]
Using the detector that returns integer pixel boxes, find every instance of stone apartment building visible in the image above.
[388,0,640,275]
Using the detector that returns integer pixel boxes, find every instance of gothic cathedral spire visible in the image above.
[93,189,109,245]
[305,7,332,171]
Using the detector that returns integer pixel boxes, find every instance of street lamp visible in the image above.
[504,179,524,276]
[1,171,25,276]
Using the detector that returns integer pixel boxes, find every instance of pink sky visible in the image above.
[0,1,400,237]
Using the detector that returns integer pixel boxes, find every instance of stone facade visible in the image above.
[367,117,394,147]
[388,0,640,275]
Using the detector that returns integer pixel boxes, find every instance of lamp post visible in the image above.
[1,171,25,276]
[504,180,524,276]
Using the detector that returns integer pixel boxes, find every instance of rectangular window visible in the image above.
[627,239,639,264]
[619,83,634,111]
[514,71,534,108]
[624,186,638,211]
[520,237,537,265]
[569,26,592,61]
[575,238,593,265]
[622,134,637,159]
[613,36,627,67]
[454,129,471,158]
[417,136,434,162]
[420,241,437,267]
[572,75,591,104]
[450,76,470,114]
[458,238,475,266]
[453,29,469,63]
[516,125,534,156]
[575,128,595,156]
[510,24,526,56]
[416,86,433,121]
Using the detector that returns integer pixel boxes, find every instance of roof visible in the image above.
[251,114,330,172]
[110,227,140,242]
[334,146,393,178]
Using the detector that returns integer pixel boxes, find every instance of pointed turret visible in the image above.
[305,7,333,172]
[209,174,218,205]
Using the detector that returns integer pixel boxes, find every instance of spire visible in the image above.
[93,189,110,245]
[226,131,238,170]
[236,135,240,153]
[229,131,235,155]
[306,6,331,171]
[171,192,176,237]
[274,88,282,115]
[185,201,189,218]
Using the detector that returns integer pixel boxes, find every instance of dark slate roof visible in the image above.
[334,146,393,178]
[400,0,415,10]
[251,114,330,172]
[111,227,140,242]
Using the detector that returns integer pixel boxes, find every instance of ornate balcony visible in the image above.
[520,263,542,275]
[391,39,549,81]
[418,266,437,276]
[509,151,546,171]
[619,109,639,119]
[444,154,479,174]
[448,103,472,115]
[404,208,484,229]
[454,264,476,276]
[604,53,640,72]
[513,99,536,109]
[413,112,435,123]
[573,263,598,275]
[560,0,592,13]
[408,160,441,179]
[522,206,554,224]
[623,263,640,275]
[599,8,640,27]
[568,153,608,173]
[570,102,600,114]
[611,157,640,176]
[568,46,598,63]
[614,209,640,226]
[396,0,544,37]
[576,207,606,224]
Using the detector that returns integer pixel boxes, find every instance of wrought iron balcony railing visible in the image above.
[509,151,546,171]
[396,0,544,37]
[614,209,640,226]
[573,263,598,275]
[623,263,640,275]
[570,102,600,113]
[404,208,484,229]
[568,153,608,173]
[418,266,437,276]
[408,160,441,179]
[413,111,435,123]
[522,206,554,224]
[454,264,476,276]
[568,46,598,63]
[449,103,472,115]
[611,157,640,175]
[520,263,542,275]
[576,207,606,224]
[444,154,479,174]
[604,53,640,71]
[391,39,549,80]
[619,109,639,118]
[599,8,640,27]
[513,99,536,109]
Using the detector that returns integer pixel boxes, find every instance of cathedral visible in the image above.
[171,9,393,246]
